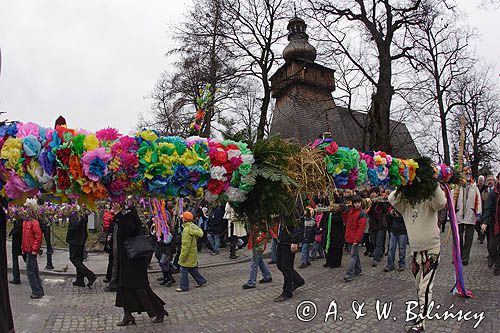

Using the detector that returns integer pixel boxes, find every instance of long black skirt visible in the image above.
[325,247,343,268]
[115,286,165,317]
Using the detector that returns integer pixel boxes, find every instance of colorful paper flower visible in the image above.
[81,148,112,181]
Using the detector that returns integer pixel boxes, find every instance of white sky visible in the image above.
[0,0,498,134]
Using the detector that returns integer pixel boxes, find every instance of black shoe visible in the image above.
[273,294,291,302]
[259,278,272,284]
[103,278,110,283]
[494,268,500,276]
[372,261,378,267]
[73,281,86,287]
[292,282,305,291]
[242,284,256,289]
[87,275,97,288]
[299,263,307,269]
[104,286,116,292]
[45,264,54,270]
[307,262,311,266]
[117,315,136,326]
[344,276,353,283]
[157,276,164,281]
[462,260,468,266]
[164,280,174,287]
[488,258,494,268]
[384,266,394,272]
[30,294,43,299]
[9,280,21,285]
[229,255,239,259]
[152,310,168,323]
[268,260,276,265]
[398,266,405,272]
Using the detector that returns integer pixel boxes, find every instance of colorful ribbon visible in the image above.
[443,184,473,298]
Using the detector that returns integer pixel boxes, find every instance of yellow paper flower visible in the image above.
[144,150,153,163]
[109,157,121,171]
[27,160,39,178]
[84,134,100,151]
[179,149,200,166]
[1,137,23,169]
[139,130,158,142]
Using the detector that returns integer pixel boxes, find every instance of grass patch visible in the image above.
[6,219,103,251]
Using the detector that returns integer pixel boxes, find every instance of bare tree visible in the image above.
[218,80,261,142]
[221,0,288,141]
[141,0,242,137]
[407,1,475,165]
[138,71,193,136]
[308,0,429,153]
[451,66,500,178]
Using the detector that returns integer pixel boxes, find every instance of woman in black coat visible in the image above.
[9,217,24,284]
[1,203,15,333]
[115,205,168,326]
[321,211,345,268]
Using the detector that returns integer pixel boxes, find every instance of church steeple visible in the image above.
[282,14,317,62]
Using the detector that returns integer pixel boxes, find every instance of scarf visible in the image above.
[325,213,332,254]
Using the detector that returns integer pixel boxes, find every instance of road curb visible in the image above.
[7,254,260,278]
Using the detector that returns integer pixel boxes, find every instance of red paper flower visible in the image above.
[56,169,71,190]
[326,142,339,155]
[225,144,239,151]
[208,179,225,195]
[210,150,228,166]
[223,161,235,173]
[55,148,71,165]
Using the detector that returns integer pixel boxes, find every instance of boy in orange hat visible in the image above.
[176,211,207,292]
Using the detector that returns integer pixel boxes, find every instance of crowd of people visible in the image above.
[4,168,500,331]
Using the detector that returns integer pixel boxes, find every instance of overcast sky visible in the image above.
[0,0,498,135]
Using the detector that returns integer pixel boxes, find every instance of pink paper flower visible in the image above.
[96,127,121,141]
[81,148,112,181]
[16,122,40,138]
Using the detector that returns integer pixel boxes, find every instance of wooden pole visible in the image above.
[454,116,466,204]
[446,116,466,245]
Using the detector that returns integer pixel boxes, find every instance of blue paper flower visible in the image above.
[22,135,42,157]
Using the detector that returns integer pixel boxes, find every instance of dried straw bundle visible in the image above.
[287,147,334,195]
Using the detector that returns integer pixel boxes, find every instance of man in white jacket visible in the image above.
[456,168,482,266]
[388,157,447,333]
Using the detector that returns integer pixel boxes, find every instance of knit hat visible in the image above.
[182,211,194,222]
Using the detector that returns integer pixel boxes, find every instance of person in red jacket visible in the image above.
[21,218,44,299]
[343,195,367,282]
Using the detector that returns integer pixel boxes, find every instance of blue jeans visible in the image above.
[301,242,311,264]
[26,254,44,297]
[270,238,278,262]
[207,233,220,252]
[371,229,386,262]
[310,241,324,258]
[345,244,362,279]
[246,250,272,287]
[179,266,206,291]
[386,233,407,269]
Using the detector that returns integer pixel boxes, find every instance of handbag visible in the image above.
[124,234,154,259]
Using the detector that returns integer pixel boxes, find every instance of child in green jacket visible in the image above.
[176,211,207,292]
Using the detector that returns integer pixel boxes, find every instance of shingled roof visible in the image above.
[270,84,420,159]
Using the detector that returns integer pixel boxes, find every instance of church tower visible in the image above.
[269,14,336,144]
